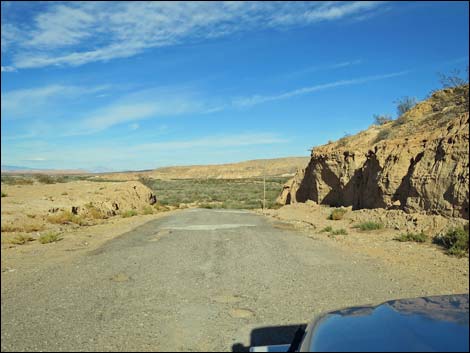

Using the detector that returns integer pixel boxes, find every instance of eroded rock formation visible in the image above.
[278,85,469,219]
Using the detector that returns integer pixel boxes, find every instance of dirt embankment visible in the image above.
[1,181,158,240]
[279,85,469,220]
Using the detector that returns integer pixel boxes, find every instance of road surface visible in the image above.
[2,208,422,351]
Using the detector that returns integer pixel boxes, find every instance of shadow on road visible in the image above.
[232,324,306,352]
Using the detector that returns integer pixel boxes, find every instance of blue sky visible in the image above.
[1,1,468,172]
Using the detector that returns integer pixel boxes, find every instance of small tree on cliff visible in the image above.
[373,114,393,125]
[394,96,417,117]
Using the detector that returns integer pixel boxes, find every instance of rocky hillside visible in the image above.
[278,85,469,220]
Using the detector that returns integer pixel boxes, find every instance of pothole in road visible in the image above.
[110,273,131,282]
[229,308,255,319]
[148,229,173,242]
[212,295,243,304]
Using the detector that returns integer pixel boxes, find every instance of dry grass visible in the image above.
[47,211,86,225]
[121,210,138,218]
[142,206,154,215]
[8,234,35,245]
[38,231,62,244]
[1,223,44,233]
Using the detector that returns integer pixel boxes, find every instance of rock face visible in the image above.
[278,85,469,220]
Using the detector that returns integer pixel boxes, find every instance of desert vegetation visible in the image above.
[328,208,348,220]
[39,232,62,244]
[355,221,384,231]
[433,227,469,257]
[140,176,289,210]
[394,231,427,243]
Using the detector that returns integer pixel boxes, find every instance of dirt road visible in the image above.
[0,209,458,351]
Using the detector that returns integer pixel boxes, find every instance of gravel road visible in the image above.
[1,209,434,351]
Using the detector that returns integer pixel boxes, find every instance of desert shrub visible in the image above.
[142,206,154,215]
[61,192,68,195]
[329,208,347,220]
[39,232,62,244]
[34,174,55,184]
[373,114,393,125]
[320,226,333,233]
[1,192,7,197]
[9,234,35,245]
[1,175,34,185]
[395,96,417,117]
[355,221,384,231]
[47,211,86,225]
[266,201,283,209]
[374,128,392,143]
[394,231,427,243]
[433,227,469,257]
[331,228,348,235]
[121,210,138,218]
[438,68,468,88]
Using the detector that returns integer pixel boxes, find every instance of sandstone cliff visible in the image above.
[278,85,469,219]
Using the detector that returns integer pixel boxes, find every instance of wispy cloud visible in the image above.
[132,133,288,152]
[68,88,218,135]
[279,59,363,80]
[1,66,16,72]
[2,1,387,70]
[1,84,111,120]
[2,132,288,170]
[233,71,408,107]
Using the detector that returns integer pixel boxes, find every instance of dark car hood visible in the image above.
[300,294,469,352]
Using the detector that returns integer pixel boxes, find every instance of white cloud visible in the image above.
[129,123,140,130]
[23,157,47,161]
[233,71,408,107]
[1,66,17,72]
[4,1,387,70]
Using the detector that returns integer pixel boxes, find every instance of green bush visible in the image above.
[329,208,347,220]
[121,210,138,218]
[433,227,469,257]
[355,221,384,231]
[394,231,427,243]
[331,228,348,235]
[34,174,55,184]
[320,226,333,233]
[39,232,62,244]
[1,192,7,197]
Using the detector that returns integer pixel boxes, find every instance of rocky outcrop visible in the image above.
[279,85,469,220]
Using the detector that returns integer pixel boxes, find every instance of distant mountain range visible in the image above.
[1,165,88,174]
